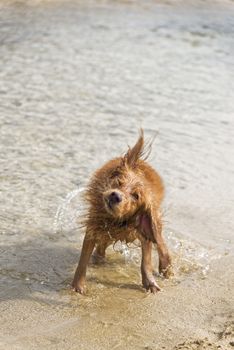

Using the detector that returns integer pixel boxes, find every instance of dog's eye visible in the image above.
[131,192,139,200]
[110,170,121,179]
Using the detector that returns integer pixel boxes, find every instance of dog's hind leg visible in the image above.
[92,240,111,264]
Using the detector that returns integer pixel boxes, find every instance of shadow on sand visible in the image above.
[0,233,144,305]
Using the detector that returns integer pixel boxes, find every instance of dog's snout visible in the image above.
[109,191,122,205]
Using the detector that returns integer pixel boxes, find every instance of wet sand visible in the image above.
[1,256,234,350]
[0,0,234,349]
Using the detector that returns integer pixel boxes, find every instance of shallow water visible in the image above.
[0,0,234,349]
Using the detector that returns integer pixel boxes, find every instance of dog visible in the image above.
[72,130,172,294]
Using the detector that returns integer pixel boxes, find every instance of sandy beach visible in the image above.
[1,256,234,349]
[0,0,234,349]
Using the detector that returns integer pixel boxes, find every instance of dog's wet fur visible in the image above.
[72,130,172,294]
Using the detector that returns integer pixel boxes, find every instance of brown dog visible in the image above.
[72,130,172,294]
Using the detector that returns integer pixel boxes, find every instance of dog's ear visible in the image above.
[123,129,145,167]
[136,207,162,243]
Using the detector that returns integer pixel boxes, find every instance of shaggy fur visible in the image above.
[72,130,172,294]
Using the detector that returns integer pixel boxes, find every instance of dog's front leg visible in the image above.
[72,234,95,294]
[153,217,172,278]
[156,234,172,278]
[141,239,161,294]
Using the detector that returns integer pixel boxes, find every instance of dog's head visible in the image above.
[103,167,144,219]
[102,130,149,220]
[87,130,163,242]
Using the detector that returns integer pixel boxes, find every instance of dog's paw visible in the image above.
[148,283,161,294]
[91,252,106,265]
[159,255,173,278]
[71,282,85,294]
[142,275,161,294]
[160,265,174,279]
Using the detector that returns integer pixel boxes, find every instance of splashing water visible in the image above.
[53,187,87,241]
[53,188,217,281]
[165,230,221,280]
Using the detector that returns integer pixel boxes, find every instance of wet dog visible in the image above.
[72,130,172,294]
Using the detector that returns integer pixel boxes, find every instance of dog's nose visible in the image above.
[108,191,122,205]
